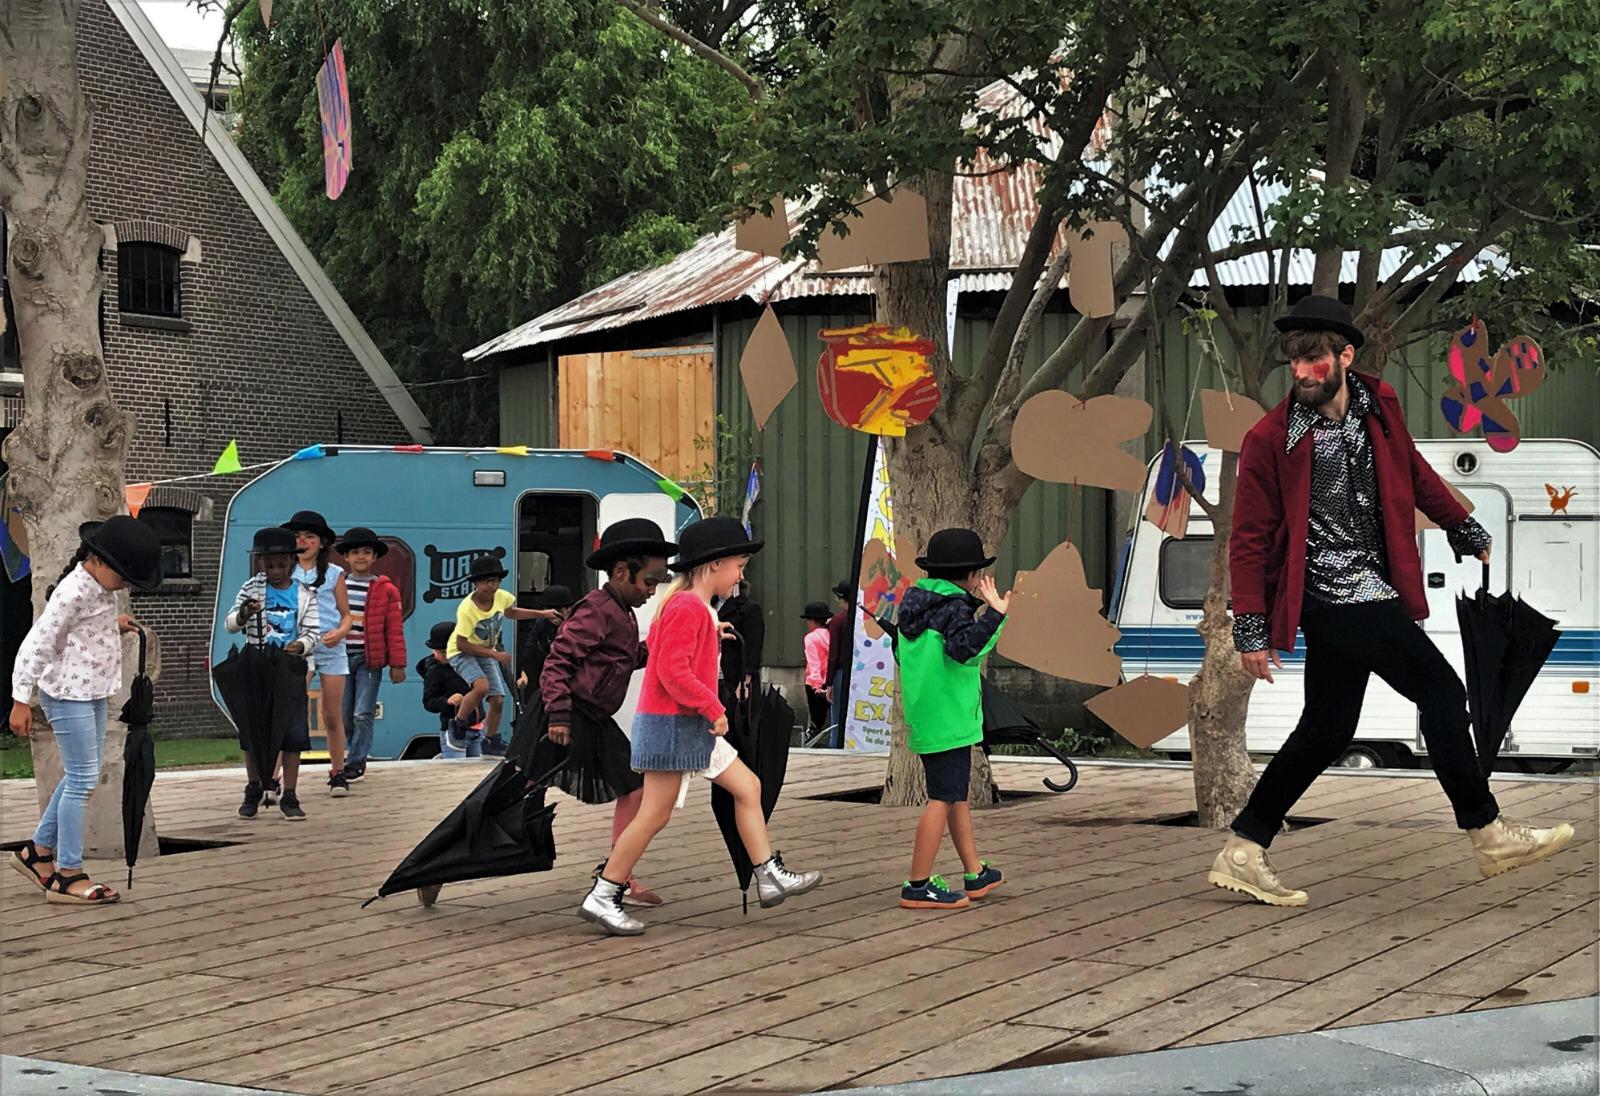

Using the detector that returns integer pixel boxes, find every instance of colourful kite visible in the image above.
[316,40,352,200]
[817,324,941,436]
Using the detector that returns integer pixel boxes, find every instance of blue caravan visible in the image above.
[209,446,700,760]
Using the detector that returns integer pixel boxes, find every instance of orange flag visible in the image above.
[124,483,153,517]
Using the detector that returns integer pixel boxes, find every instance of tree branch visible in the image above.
[616,0,764,101]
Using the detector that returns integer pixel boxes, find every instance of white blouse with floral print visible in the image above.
[11,566,123,702]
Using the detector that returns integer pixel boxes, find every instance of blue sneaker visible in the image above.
[963,861,1003,899]
[900,875,970,910]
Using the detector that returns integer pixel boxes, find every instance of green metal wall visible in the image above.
[498,354,554,447]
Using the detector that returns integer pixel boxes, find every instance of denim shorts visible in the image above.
[449,653,507,698]
[920,746,971,803]
[310,641,349,677]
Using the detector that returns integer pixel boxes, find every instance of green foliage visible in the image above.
[231,0,749,442]
[682,413,758,516]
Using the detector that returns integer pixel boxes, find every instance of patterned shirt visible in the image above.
[12,566,123,702]
[1232,375,1491,652]
[345,573,371,649]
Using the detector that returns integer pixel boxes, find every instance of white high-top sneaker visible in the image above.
[578,875,646,935]
[752,851,822,908]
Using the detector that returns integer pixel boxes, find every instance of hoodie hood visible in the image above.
[897,578,978,642]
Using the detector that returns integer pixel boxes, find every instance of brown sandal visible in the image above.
[8,841,54,891]
[43,871,120,906]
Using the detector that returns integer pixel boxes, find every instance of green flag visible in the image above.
[656,477,686,502]
[212,439,243,475]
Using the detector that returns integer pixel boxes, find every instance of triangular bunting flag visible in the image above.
[212,440,243,475]
[124,483,153,517]
[496,446,529,457]
[656,478,687,502]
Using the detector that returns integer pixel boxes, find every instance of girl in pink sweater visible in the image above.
[578,517,822,935]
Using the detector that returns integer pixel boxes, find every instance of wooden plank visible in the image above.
[676,357,697,483]
[1468,941,1599,1008]
[639,357,662,471]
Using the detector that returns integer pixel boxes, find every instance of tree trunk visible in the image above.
[2,0,150,858]
[1187,451,1258,827]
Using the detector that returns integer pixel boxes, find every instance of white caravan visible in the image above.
[1110,438,1600,769]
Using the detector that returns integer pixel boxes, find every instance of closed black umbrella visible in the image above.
[120,628,155,890]
[711,634,795,912]
[212,645,278,785]
[981,679,1079,793]
[362,760,558,907]
[1458,564,1561,775]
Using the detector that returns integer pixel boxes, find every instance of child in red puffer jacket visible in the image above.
[335,527,407,782]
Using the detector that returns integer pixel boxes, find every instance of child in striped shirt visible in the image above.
[335,527,407,782]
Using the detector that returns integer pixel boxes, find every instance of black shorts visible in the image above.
[920,746,971,803]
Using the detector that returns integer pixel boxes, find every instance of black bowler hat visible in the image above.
[1274,295,1365,350]
[916,528,995,572]
[251,527,299,556]
[281,509,337,545]
[832,579,851,599]
[587,518,678,571]
[535,584,575,609]
[83,515,163,591]
[468,554,508,582]
[426,621,456,650]
[334,526,389,557]
[800,601,831,621]
[670,516,764,573]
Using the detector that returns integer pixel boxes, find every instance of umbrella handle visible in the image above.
[134,627,147,675]
[1481,561,1491,593]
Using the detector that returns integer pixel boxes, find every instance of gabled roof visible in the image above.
[468,81,1501,364]
[109,1,432,442]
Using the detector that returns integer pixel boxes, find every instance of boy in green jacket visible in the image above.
[894,528,1011,909]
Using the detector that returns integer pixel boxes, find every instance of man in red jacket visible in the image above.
[1210,296,1573,907]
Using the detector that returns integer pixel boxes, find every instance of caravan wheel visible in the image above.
[1336,745,1384,770]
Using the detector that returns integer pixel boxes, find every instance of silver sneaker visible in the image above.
[578,876,645,935]
[752,851,822,909]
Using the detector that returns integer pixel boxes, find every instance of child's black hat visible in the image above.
[916,528,996,572]
[800,601,832,621]
[426,621,456,650]
[335,527,388,557]
[535,584,576,609]
[468,554,508,582]
[281,509,337,545]
[83,515,163,591]
[251,527,298,556]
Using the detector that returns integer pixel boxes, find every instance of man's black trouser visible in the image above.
[1232,599,1500,846]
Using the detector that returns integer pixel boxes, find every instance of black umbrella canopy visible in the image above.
[363,760,557,906]
[211,644,284,785]
[1457,567,1561,775]
[711,679,794,910]
[120,628,156,890]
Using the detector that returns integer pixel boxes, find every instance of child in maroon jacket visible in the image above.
[335,527,406,782]
[578,517,822,936]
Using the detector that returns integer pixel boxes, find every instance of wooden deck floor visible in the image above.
[1,755,1595,1095]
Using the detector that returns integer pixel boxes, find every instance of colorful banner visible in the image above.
[843,442,896,753]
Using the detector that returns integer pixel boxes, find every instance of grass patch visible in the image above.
[1,735,242,780]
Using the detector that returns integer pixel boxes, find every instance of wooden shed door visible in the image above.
[557,346,714,483]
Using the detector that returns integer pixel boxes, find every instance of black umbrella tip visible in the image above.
[361,894,382,909]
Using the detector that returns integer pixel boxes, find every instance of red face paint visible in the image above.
[1311,360,1332,380]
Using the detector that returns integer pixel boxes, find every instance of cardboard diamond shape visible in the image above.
[1012,392,1153,493]
[739,305,797,430]
[1084,674,1191,748]
[997,541,1122,686]
[735,197,790,257]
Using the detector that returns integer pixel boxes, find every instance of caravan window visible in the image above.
[1159,536,1219,609]
[517,493,599,599]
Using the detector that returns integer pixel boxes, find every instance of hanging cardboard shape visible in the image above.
[124,483,153,518]
[1144,443,1205,539]
[261,0,274,28]
[814,189,931,271]
[1085,674,1191,748]
[859,535,922,637]
[817,323,941,436]
[1440,319,1544,453]
[1414,480,1476,532]
[1199,390,1267,453]
[1012,392,1152,493]
[1066,221,1129,319]
[996,541,1122,686]
[739,305,798,430]
[735,197,790,257]
[316,40,353,200]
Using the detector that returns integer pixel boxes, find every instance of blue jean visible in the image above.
[829,668,847,748]
[449,653,507,698]
[342,648,383,768]
[33,692,109,872]
[440,726,483,759]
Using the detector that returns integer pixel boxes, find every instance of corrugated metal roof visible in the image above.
[468,82,1497,362]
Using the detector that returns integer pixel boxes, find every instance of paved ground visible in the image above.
[0,754,1594,1094]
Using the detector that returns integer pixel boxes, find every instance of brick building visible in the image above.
[2,0,430,737]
